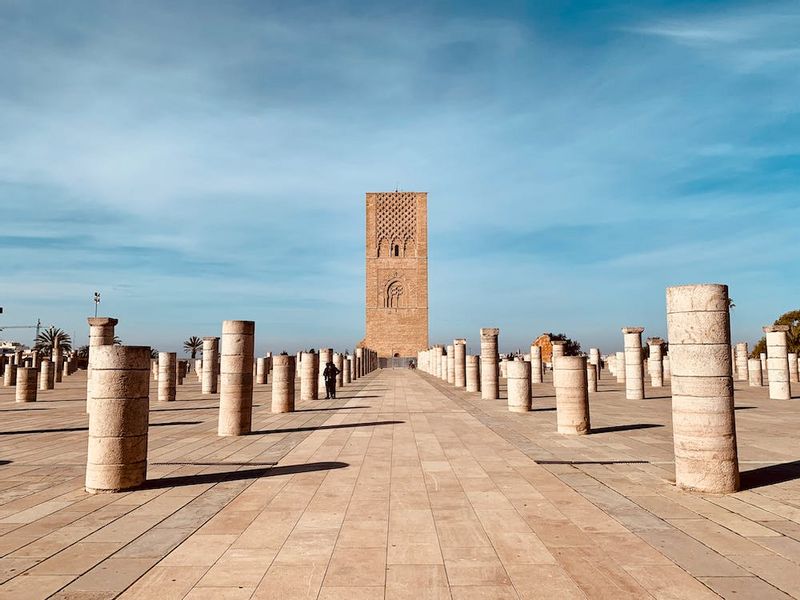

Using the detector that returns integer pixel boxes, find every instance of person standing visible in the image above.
[323,361,340,399]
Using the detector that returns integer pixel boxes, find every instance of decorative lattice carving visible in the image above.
[376,193,416,257]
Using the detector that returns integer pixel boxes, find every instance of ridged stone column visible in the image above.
[431,346,443,379]
[466,355,480,392]
[87,317,118,413]
[667,283,739,494]
[615,351,625,383]
[53,340,63,383]
[453,339,467,388]
[355,348,363,379]
[764,325,791,400]
[300,351,319,401]
[759,353,767,379]
[587,364,598,393]
[589,348,601,381]
[506,359,531,413]
[446,345,455,384]
[735,343,749,382]
[218,320,255,436]
[85,345,150,494]
[15,367,37,403]
[554,356,590,435]
[4,362,17,387]
[551,341,566,367]
[202,337,219,394]
[530,345,543,384]
[256,357,268,384]
[648,338,665,388]
[334,352,344,388]
[272,354,296,413]
[622,328,645,400]
[480,328,499,400]
[748,358,762,387]
[344,357,352,384]
[158,352,177,402]
[789,352,799,384]
[39,359,54,390]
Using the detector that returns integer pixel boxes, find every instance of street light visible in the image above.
[93,292,101,317]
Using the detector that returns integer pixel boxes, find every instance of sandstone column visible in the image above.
[466,355,480,392]
[663,355,671,382]
[176,360,186,385]
[300,350,319,401]
[735,342,749,382]
[53,340,63,383]
[39,359,54,390]
[764,325,791,400]
[554,356,590,434]
[759,353,767,379]
[272,354,296,413]
[615,351,625,383]
[344,357,352,384]
[589,348,601,381]
[3,362,17,387]
[194,359,202,381]
[202,337,219,394]
[319,348,333,395]
[667,283,739,494]
[506,359,531,412]
[587,363,598,393]
[85,345,150,494]
[87,317,118,413]
[431,345,443,379]
[158,352,177,402]
[446,344,455,384]
[355,348,363,379]
[256,357,269,384]
[788,352,799,383]
[15,367,37,403]
[647,338,665,388]
[453,339,467,388]
[334,352,344,388]
[218,320,255,436]
[480,328,499,400]
[748,358,762,387]
[622,327,645,400]
[551,341,566,367]
[530,344,543,384]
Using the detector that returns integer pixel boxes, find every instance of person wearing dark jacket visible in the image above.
[323,361,340,399]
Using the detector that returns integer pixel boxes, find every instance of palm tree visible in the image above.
[34,326,72,354]
[183,336,203,359]
[150,348,159,359]
[113,335,122,346]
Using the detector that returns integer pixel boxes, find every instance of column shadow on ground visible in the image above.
[143,461,349,489]
[250,420,404,435]
[0,407,50,412]
[0,421,202,435]
[591,423,663,434]
[297,406,371,412]
[741,460,800,490]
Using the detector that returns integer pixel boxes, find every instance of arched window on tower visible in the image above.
[394,244,400,257]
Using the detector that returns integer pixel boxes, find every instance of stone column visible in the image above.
[446,344,455,385]
[202,337,219,394]
[453,339,467,388]
[218,320,255,436]
[53,340,63,383]
[334,352,344,388]
[194,359,202,381]
[759,353,767,379]
[506,359,531,413]
[589,348,601,381]
[667,283,739,494]
[663,355,671,382]
[764,325,791,400]
[554,356,590,435]
[62,359,70,379]
[300,351,319,401]
[622,328,645,400]
[615,351,625,383]
[734,342,749,382]
[39,359,54,390]
[176,360,186,385]
[272,354,296,413]
[13,350,22,366]
[587,363,598,393]
[647,338,665,388]
[480,328,500,400]
[319,348,333,395]
[85,345,150,494]
[529,344,543,384]
[355,348,363,379]
[466,355,480,392]
[87,317,118,413]
[431,346,443,379]
[788,352,799,383]
[256,357,269,384]
[344,357,352,384]
[551,341,566,367]
[3,362,17,387]
[158,352,177,402]
[748,358,762,387]
[15,367,37,403]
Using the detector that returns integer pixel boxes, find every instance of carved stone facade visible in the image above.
[365,192,429,358]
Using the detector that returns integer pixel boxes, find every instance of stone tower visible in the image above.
[364,192,429,358]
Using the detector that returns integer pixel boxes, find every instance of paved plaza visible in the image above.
[0,368,798,599]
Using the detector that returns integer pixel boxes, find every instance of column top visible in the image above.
[87,317,118,327]
[621,327,644,334]
[480,328,500,336]
[454,339,467,345]
[763,325,790,333]
[647,337,664,345]
[202,336,220,342]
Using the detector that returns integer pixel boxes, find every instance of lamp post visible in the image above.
[93,292,100,318]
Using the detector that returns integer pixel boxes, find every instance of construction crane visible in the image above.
[0,319,43,344]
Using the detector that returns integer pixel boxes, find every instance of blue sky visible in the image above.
[1,0,798,355]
